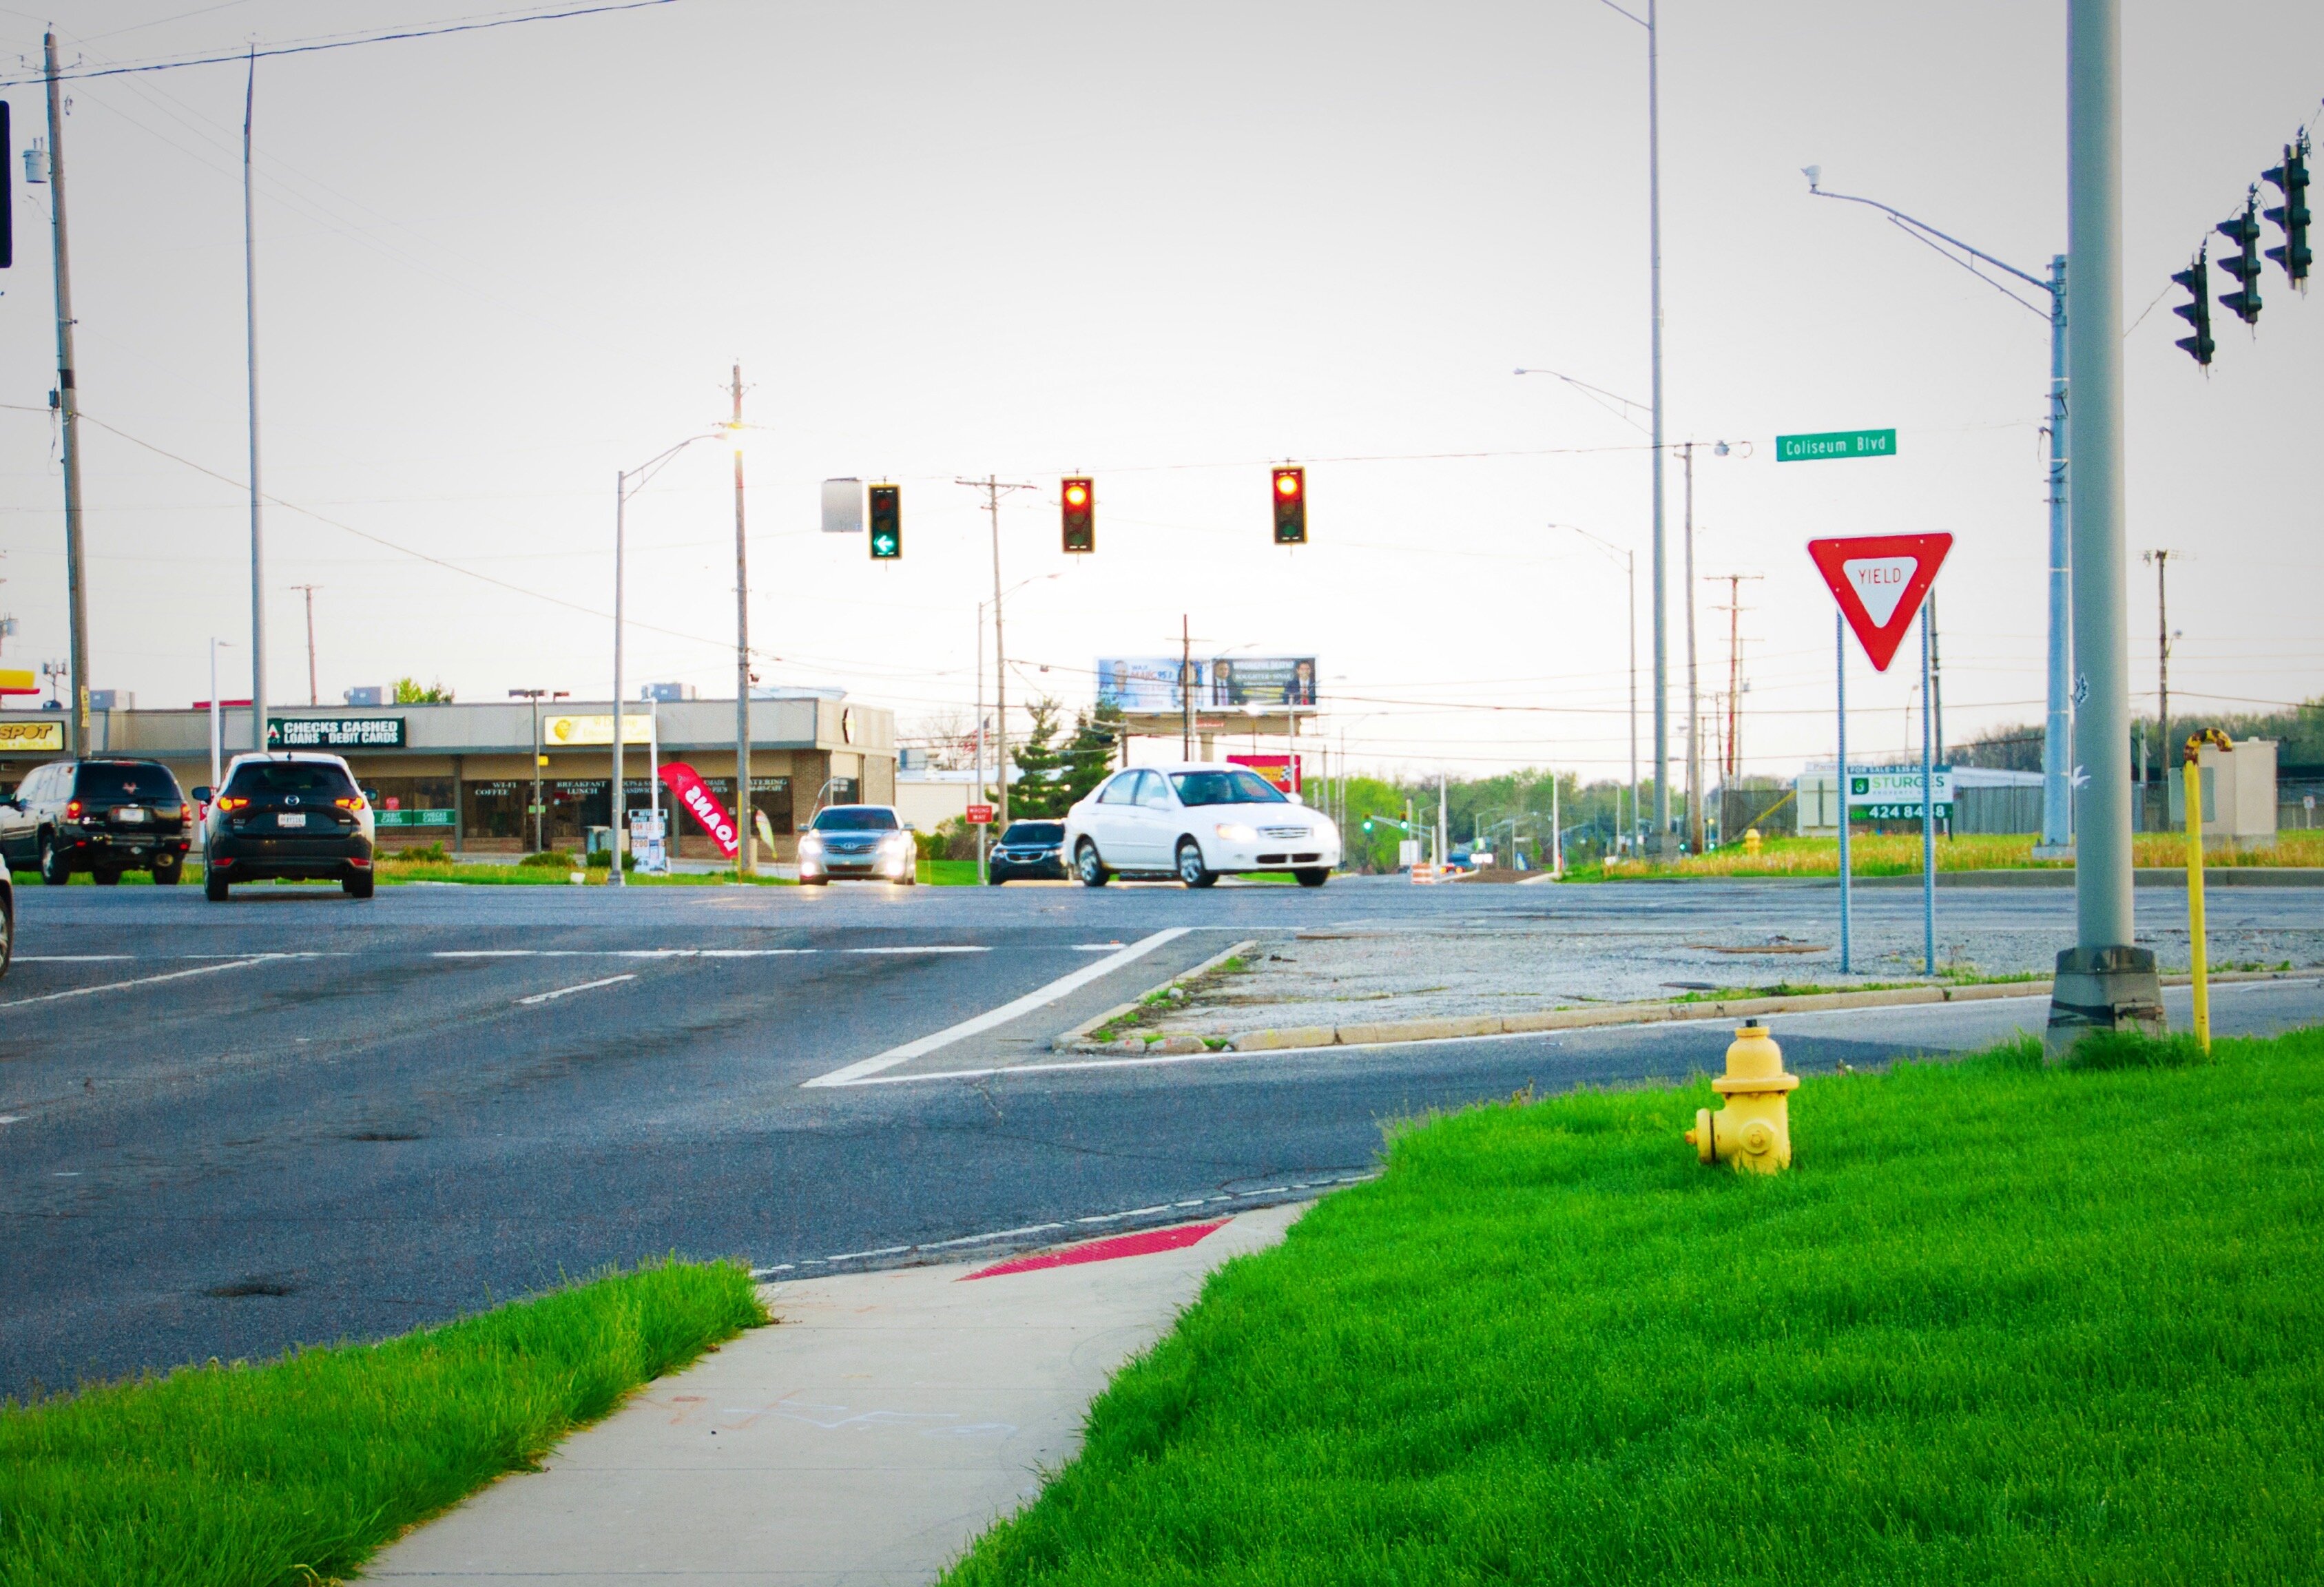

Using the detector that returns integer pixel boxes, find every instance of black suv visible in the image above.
[0,758,193,884]
[203,753,377,900]
[986,820,1067,883]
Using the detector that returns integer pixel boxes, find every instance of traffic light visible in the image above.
[2216,189,2264,325]
[867,483,901,559]
[1060,475,1094,554]
[1270,465,1306,545]
[2263,132,2312,287]
[2171,246,2216,366]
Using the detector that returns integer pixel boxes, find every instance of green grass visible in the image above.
[0,1258,766,1587]
[922,858,982,884]
[944,1026,2324,1586]
[1577,829,2324,880]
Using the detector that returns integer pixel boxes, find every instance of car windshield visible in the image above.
[1000,822,1062,844]
[74,763,180,803]
[812,806,899,831]
[225,761,357,798]
[1170,769,1288,807]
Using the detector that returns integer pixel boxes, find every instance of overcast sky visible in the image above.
[1,0,2317,781]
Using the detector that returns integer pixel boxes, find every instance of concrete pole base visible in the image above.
[2030,842,2075,862]
[2043,944,2164,1059]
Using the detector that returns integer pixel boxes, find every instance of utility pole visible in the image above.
[957,477,1035,821]
[2051,0,2162,1049]
[1181,615,1193,760]
[292,584,320,705]
[511,689,548,852]
[1710,574,1761,789]
[975,603,987,883]
[1646,0,1669,855]
[242,48,267,754]
[731,364,754,880]
[42,33,91,757]
[2146,549,2176,822]
[1564,525,1638,853]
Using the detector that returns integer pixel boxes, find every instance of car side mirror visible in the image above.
[191,787,213,804]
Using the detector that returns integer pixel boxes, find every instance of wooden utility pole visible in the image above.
[732,364,752,878]
[292,584,320,705]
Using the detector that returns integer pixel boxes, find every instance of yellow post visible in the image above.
[2183,730,2232,1054]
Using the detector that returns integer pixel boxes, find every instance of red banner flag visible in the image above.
[658,761,738,857]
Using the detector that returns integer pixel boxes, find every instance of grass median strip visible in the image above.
[944,1025,2324,1585]
[0,1258,766,1587]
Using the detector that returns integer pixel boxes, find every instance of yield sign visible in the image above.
[1807,532,1953,672]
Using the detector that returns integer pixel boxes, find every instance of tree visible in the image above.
[391,676,454,704]
[1008,697,1072,818]
[1059,700,1125,809]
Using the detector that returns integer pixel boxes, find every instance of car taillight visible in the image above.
[178,803,192,821]
[64,799,81,819]
[335,796,366,811]
[217,796,249,812]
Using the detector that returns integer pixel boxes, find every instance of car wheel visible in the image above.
[801,876,829,887]
[38,834,69,886]
[1076,840,1110,888]
[1176,840,1216,889]
[1294,867,1331,888]
[92,867,122,886]
[0,896,11,979]
[344,870,375,900]
[152,855,184,885]
[205,869,231,902]
[986,871,1005,885]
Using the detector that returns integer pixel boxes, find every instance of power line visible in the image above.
[0,1,678,87]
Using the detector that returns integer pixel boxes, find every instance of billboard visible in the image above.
[1097,656,1316,712]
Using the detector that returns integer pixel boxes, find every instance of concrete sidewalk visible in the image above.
[363,1203,1306,1586]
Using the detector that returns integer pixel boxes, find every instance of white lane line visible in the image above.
[517,973,639,1006]
[17,955,135,962]
[433,946,992,960]
[0,1114,22,1126]
[1072,942,1127,952]
[0,955,284,1010]
[801,928,1194,1088]
[844,946,990,955]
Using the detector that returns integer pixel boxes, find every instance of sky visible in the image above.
[0,0,2317,785]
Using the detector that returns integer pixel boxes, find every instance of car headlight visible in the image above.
[800,834,823,852]
[1216,822,1258,844]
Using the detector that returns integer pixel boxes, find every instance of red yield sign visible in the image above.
[966,802,995,826]
[1807,533,1953,672]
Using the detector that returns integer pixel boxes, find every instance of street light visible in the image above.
[1805,167,2071,857]
[612,428,726,886]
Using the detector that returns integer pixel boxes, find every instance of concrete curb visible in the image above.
[1588,867,2324,888]
[1050,938,1261,1054]
[1218,970,2313,1052]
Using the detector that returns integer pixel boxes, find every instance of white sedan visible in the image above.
[1061,763,1340,889]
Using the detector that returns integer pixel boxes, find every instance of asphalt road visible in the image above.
[6,874,2321,1399]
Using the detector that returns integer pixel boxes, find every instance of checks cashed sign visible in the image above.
[267,716,406,749]
[656,761,738,857]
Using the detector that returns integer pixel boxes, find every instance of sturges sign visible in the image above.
[267,716,407,749]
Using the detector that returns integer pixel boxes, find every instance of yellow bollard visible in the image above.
[1684,1019,1799,1174]
[2184,730,2233,1054]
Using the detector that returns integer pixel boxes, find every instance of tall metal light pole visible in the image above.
[610,428,722,887]
[512,689,547,852]
[1804,174,2072,855]
[2050,0,2161,1049]
[41,32,92,756]
[243,48,267,754]
[2144,549,2176,822]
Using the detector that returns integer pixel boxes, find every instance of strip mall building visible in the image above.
[0,695,895,858]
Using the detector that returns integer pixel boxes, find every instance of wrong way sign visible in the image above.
[1807,533,1953,672]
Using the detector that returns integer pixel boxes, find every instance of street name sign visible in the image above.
[1777,428,1896,462]
[1807,532,1952,672]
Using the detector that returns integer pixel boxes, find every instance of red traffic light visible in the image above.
[1061,475,1095,554]
[1271,466,1307,543]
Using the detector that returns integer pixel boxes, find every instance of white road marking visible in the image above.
[17,955,134,962]
[0,1114,21,1126]
[800,928,1194,1088]
[433,946,991,960]
[1072,942,1127,952]
[517,973,639,1006]
[0,955,287,1010]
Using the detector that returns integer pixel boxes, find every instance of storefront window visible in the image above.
[464,780,528,840]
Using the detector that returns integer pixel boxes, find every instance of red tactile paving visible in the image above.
[962,1219,1229,1280]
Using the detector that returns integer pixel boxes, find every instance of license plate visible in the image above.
[277,812,307,829]
[115,807,147,822]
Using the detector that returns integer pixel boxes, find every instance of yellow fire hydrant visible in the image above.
[1685,1019,1798,1174]
[1743,827,1763,857]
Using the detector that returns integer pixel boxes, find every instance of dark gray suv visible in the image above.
[0,758,193,884]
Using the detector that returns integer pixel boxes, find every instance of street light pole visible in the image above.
[730,365,754,882]
[512,689,546,853]
[2051,0,2161,1049]
[1565,524,1639,853]
[957,477,1037,823]
[41,33,90,756]
[1804,174,2073,855]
